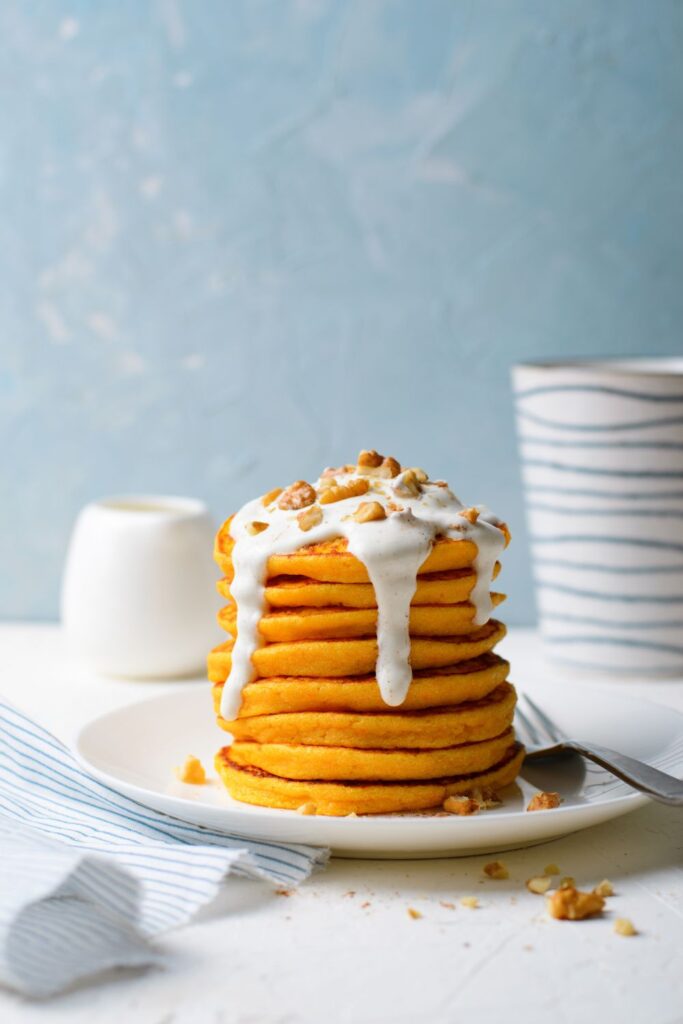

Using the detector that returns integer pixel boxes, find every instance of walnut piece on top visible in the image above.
[352,501,386,523]
[319,478,369,505]
[278,480,316,510]
[356,449,401,479]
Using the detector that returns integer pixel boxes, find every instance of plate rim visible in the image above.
[70,679,683,837]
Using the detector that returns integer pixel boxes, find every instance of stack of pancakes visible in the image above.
[208,494,523,816]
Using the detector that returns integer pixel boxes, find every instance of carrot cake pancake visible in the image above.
[208,450,522,815]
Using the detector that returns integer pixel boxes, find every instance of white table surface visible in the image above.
[1,623,683,1024]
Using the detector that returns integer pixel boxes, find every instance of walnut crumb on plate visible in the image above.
[175,755,206,784]
[527,791,561,812]
[443,795,479,815]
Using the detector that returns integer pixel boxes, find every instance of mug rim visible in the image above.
[89,495,208,520]
[513,356,683,379]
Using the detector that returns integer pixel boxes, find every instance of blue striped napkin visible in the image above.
[0,698,328,997]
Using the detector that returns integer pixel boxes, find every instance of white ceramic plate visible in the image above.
[74,682,683,858]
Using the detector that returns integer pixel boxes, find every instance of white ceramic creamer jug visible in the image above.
[61,496,221,677]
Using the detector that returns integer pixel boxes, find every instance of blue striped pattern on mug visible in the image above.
[512,365,683,674]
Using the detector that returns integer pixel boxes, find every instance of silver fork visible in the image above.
[515,693,683,807]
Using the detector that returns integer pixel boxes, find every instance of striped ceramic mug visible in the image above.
[512,358,683,675]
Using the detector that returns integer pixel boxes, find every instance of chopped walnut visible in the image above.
[245,520,269,536]
[261,487,283,507]
[483,860,509,880]
[443,795,479,816]
[614,917,637,936]
[321,465,349,478]
[386,500,405,513]
[394,469,421,498]
[470,787,502,809]
[460,897,479,909]
[544,863,561,876]
[278,480,316,510]
[407,467,428,483]
[175,756,206,785]
[547,886,605,921]
[296,802,317,816]
[459,507,480,524]
[317,476,337,492]
[594,879,614,898]
[319,478,369,505]
[351,501,387,523]
[407,907,422,920]
[381,456,401,478]
[357,449,383,469]
[559,876,575,890]
[527,791,561,812]
[356,450,401,479]
[526,876,552,895]
[297,505,323,532]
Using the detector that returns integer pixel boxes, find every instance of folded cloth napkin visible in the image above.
[0,698,328,997]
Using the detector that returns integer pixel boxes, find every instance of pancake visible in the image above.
[228,727,516,781]
[217,594,506,641]
[220,681,516,749]
[215,516,511,583]
[212,654,510,716]
[208,620,506,681]
[215,744,525,815]
[217,565,502,609]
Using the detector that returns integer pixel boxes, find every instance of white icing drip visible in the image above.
[345,510,433,706]
[219,470,506,720]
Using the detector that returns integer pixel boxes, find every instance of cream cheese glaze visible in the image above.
[220,464,506,720]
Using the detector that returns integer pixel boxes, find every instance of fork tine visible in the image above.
[514,703,542,747]
[522,693,567,743]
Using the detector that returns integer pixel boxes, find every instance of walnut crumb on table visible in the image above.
[483,860,509,880]
[526,876,552,895]
[614,918,637,936]
[547,886,605,920]
[407,907,422,920]
[460,897,479,909]
[593,879,614,898]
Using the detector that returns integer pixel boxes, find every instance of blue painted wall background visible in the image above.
[1,0,682,622]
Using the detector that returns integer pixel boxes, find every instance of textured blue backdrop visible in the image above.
[1,0,682,621]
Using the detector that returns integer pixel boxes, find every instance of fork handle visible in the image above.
[564,741,683,807]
